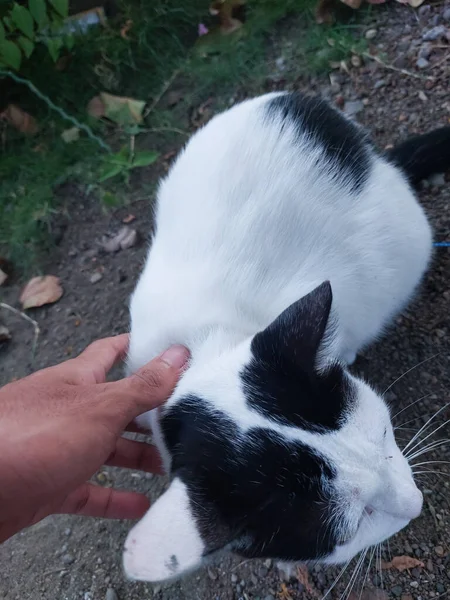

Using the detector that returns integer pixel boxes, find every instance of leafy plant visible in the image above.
[98,146,159,184]
[0,0,73,70]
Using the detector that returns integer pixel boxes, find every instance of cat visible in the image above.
[123,91,450,582]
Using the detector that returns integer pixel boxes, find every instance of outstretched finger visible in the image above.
[106,437,163,474]
[74,334,130,384]
[57,483,150,519]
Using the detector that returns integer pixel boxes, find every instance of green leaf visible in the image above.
[18,36,34,58]
[0,40,22,69]
[101,191,121,206]
[0,20,5,43]
[98,163,124,183]
[28,0,48,29]
[11,4,34,39]
[64,33,74,50]
[3,16,14,32]
[131,151,160,168]
[49,0,68,18]
[45,37,62,62]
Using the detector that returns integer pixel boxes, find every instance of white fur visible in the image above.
[125,92,431,580]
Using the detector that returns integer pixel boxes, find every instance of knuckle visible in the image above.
[132,363,165,393]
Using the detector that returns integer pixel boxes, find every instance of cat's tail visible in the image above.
[385,126,450,187]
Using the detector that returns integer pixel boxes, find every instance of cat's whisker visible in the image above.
[383,355,440,396]
[413,470,449,477]
[407,439,450,461]
[411,460,450,468]
[340,549,368,600]
[402,403,449,455]
[391,393,432,421]
[378,543,384,591]
[358,546,375,600]
[321,558,353,600]
[404,416,450,457]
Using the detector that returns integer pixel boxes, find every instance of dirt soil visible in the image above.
[1,3,450,599]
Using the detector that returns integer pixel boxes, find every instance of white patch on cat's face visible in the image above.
[123,478,205,582]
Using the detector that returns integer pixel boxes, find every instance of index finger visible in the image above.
[75,334,130,384]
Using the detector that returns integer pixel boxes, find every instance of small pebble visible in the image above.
[416,57,429,69]
[264,559,272,569]
[410,581,419,588]
[418,42,432,60]
[153,585,161,595]
[231,574,238,583]
[374,79,386,90]
[207,567,218,581]
[90,272,103,284]
[434,545,445,556]
[443,7,450,21]
[422,25,446,41]
[263,596,275,600]
[351,55,362,68]
[62,553,74,565]
[105,589,118,600]
[344,100,364,116]
[64,528,72,536]
[436,583,445,593]
[365,28,377,40]
[391,586,403,597]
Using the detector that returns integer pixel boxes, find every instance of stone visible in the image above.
[443,7,450,21]
[434,545,445,556]
[231,574,238,583]
[62,554,74,565]
[409,581,419,588]
[365,28,377,40]
[416,57,429,69]
[90,271,103,284]
[105,589,118,600]
[207,567,218,581]
[391,586,403,597]
[422,25,446,41]
[429,173,445,187]
[344,100,364,116]
[418,42,432,60]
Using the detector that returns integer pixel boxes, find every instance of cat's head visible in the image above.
[123,282,422,582]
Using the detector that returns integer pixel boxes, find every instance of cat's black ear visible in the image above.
[252,281,333,371]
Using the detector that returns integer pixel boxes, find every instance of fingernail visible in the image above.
[160,345,190,370]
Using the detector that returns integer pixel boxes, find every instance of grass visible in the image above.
[0,0,369,273]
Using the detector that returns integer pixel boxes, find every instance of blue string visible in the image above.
[434,242,450,247]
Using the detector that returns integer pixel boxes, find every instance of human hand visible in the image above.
[0,334,189,543]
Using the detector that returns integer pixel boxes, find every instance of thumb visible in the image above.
[115,345,190,416]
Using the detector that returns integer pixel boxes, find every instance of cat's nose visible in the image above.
[396,486,423,520]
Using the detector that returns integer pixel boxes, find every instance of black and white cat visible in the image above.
[123,92,450,582]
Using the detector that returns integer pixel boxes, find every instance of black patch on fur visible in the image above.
[385,126,450,187]
[265,92,372,192]
[241,281,351,431]
[162,397,339,562]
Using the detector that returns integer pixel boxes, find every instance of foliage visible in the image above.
[0,0,73,70]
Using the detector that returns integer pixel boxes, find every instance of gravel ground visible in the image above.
[1,3,449,599]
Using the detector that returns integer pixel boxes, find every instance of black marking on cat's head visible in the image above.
[242,281,351,431]
[162,398,339,562]
[265,92,372,192]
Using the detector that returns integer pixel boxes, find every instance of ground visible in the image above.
[0,2,450,599]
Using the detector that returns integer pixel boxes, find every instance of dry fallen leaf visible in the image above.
[102,226,138,253]
[0,104,38,135]
[122,214,136,224]
[0,268,7,286]
[87,92,145,125]
[296,565,320,597]
[120,19,133,39]
[61,127,80,143]
[382,555,424,572]
[278,583,293,600]
[20,276,63,309]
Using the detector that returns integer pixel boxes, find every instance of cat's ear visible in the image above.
[123,478,205,582]
[252,281,334,371]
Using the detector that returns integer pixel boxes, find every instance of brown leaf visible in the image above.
[382,555,424,572]
[0,104,38,135]
[316,0,335,23]
[87,96,106,119]
[278,583,293,600]
[296,565,320,597]
[120,19,133,39]
[20,276,63,309]
[87,93,145,125]
[122,214,136,224]
[210,0,246,33]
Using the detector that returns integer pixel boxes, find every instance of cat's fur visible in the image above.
[123,92,450,582]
